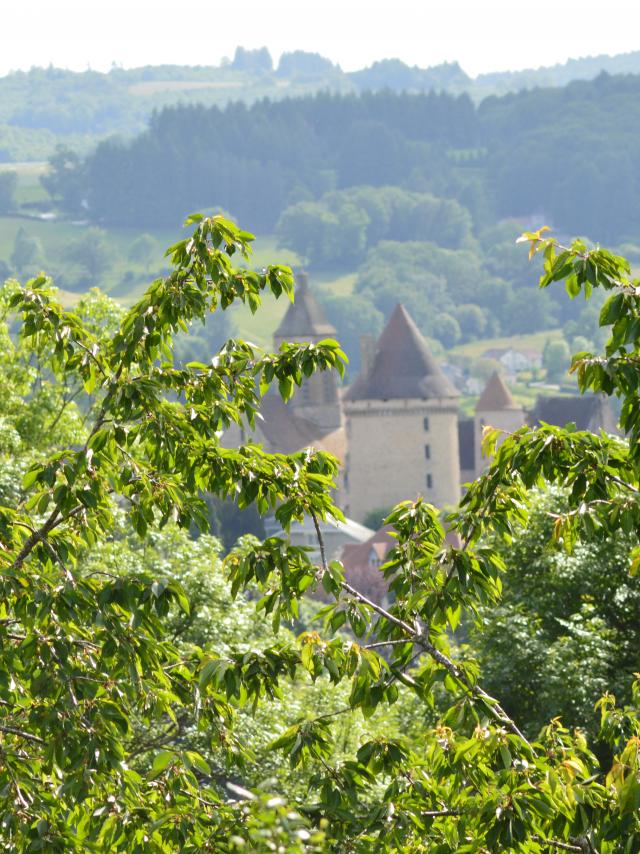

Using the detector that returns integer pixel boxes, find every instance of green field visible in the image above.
[0,215,165,304]
[451,328,563,359]
[315,271,357,296]
[0,161,49,207]
[0,213,310,337]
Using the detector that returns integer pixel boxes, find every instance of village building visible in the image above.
[481,346,542,375]
[223,271,347,483]
[271,271,343,432]
[529,394,619,434]
[230,273,620,534]
[263,514,374,564]
[340,525,395,605]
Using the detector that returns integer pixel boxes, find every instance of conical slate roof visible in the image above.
[273,271,336,340]
[476,371,520,412]
[345,304,458,401]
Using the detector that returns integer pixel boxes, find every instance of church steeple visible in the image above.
[473,371,525,476]
[273,271,342,430]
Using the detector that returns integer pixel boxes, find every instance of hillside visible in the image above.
[46,73,640,244]
[3,47,640,160]
[1,70,633,388]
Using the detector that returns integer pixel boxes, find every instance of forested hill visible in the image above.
[2,47,640,160]
[52,72,640,242]
[75,90,475,232]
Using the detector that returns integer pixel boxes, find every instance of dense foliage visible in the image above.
[472,488,640,741]
[1,215,640,851]
[276,186,475,267]
[66,90,474,230]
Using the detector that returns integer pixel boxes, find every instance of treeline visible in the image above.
[57,90,476,232]
[45,72,640,244]
[484,73,640,241]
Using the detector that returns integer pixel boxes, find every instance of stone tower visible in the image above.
[474,371,525,475]
[343,304,461,522]
[272,271,342,430]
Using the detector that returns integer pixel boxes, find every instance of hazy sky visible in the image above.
[4,0,639,78]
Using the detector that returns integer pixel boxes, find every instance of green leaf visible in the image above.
[150,750,175,778]
[184,750,211,776]
[22,467,42,490]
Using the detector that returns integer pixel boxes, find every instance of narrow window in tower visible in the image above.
[424,444,431,460]
[423,416,430,431]
[323,374,335,401]
[426,473,433,489]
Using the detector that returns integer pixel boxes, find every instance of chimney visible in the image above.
[360,334,375,376]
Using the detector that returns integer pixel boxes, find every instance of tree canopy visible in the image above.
[0,215,640,851]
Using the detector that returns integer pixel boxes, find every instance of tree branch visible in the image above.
[310,511,531,746]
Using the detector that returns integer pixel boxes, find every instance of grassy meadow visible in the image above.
[451,329,562,359]
[0,172,306,339]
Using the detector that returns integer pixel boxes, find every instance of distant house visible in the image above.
[340,525,395,605]
[440,361,465,392]
[263,515,374,565]
[481,347,542,373]
[340,522,462,605]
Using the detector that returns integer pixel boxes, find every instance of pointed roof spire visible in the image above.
[273,270,336,340]
[476,371,520,412]
[345,303,458,401]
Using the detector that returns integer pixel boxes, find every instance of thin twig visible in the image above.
[421,809,460,818]
[0,724,44,744]
[607,473,639,494]
[178,788,219,809]
[531,836,587,852]
[363,639,412,650]
[128,721,180,759]
[47,386,83,434]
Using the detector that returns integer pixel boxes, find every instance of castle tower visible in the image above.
[273,271,342,430]
[474,371,525,476]
[343,304,460,522]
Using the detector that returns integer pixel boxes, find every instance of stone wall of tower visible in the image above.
[344,398,461,522]
[473,407,525,477]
